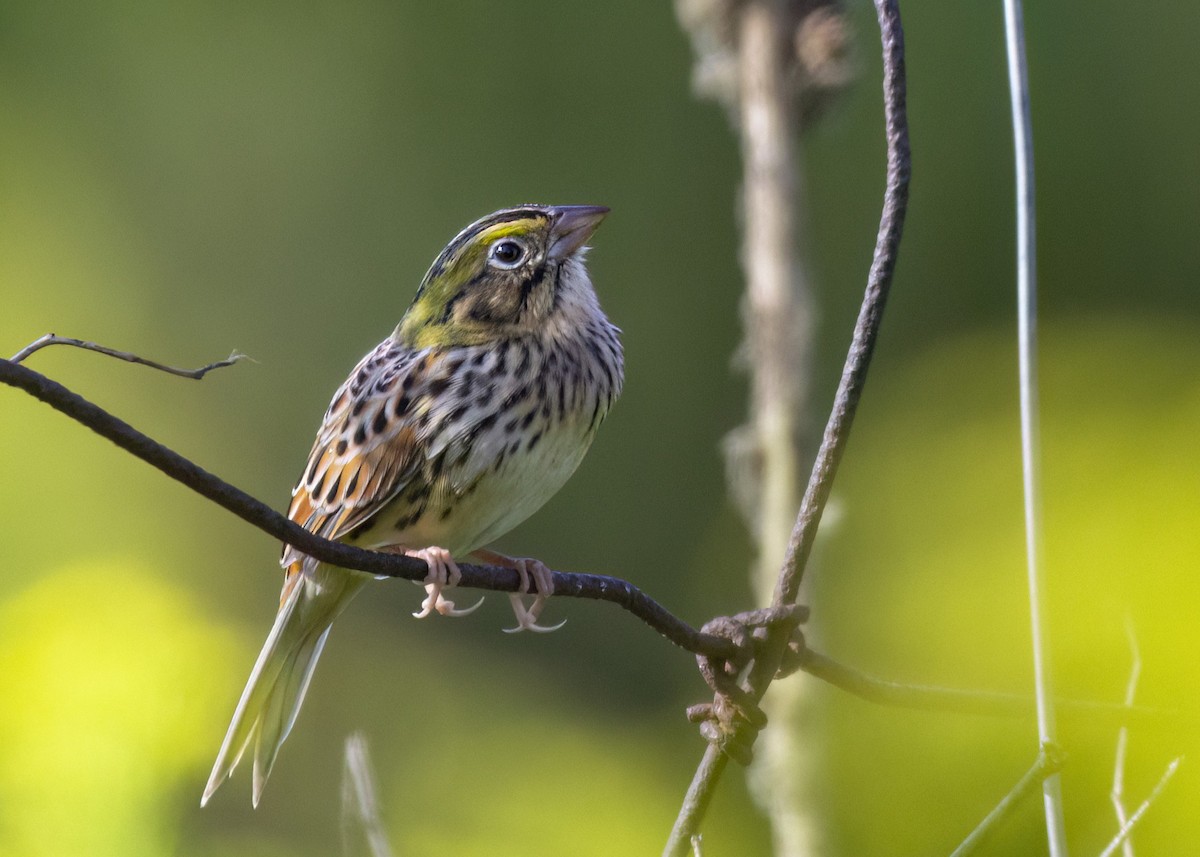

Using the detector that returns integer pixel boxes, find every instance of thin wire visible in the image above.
[1002,0,1068,854]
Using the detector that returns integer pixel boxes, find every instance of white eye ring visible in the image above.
[489,238,527,269]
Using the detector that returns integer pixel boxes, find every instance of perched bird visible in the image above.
[202,204,623,807]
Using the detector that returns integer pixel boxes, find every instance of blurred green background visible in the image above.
[1,1,1197,855]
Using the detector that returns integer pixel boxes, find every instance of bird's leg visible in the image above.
[387,545,483,619]
[471,549,564,634]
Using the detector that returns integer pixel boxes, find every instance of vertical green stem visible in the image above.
[1002,0,1068,853]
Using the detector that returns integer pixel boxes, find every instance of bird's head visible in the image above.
[397,204,609,348]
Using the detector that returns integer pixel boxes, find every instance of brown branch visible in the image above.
[665,0,910,852]
[0,355,738,660]
[2,348,1171,752]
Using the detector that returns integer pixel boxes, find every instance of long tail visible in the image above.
[202,565,367,807]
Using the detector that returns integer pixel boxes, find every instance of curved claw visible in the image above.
[503,593,568,633]
[502,620,568,634]
[406,546,480,620]
[413,594,486,619]
[487,555,563,634]
[438,595,486,618]
[412,601,435,619]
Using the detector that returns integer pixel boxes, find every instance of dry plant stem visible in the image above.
[1110,619,1142,857]
[664,1,909,853]
[342,733,395,857]
[734,3,812,855]
[949,744,1066,857]
[1097,757,1182,857]
[10,333,247,378]
[1002,0,1067,852]
[738,0,804,593]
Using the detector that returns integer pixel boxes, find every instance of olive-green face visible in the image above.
[397,205,606,348]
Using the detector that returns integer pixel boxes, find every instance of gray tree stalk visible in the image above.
[734,6,816,857]
[675,1,851,853]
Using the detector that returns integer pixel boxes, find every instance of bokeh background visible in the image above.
[2,1,1197,855]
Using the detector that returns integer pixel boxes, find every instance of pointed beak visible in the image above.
[548,205,609,260]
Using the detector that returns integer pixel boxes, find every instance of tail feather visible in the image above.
[281,626,333,748]
[202,566,366,807]
[251,625,331,806]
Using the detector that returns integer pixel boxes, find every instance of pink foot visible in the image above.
[406,546,484,619]
[473,550,564,634]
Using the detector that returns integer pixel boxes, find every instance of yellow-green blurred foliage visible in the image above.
[1,0,1197,854]
[0,564,236,857]
[818,321,1200,854]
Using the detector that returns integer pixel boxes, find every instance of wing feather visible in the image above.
[281,341,435,569]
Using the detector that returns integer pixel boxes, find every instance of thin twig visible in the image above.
[799,649,1167,726]
[949,744,1066,857]
[1110,618,1142,857]
[10,333,249,378]
[1002,0,1068,852]
[772,0,909,609]
[342,733,396,857]
[663,2,910,853]
[1097,757,1182,857]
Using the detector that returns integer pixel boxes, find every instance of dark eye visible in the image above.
[490,239,526,268]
